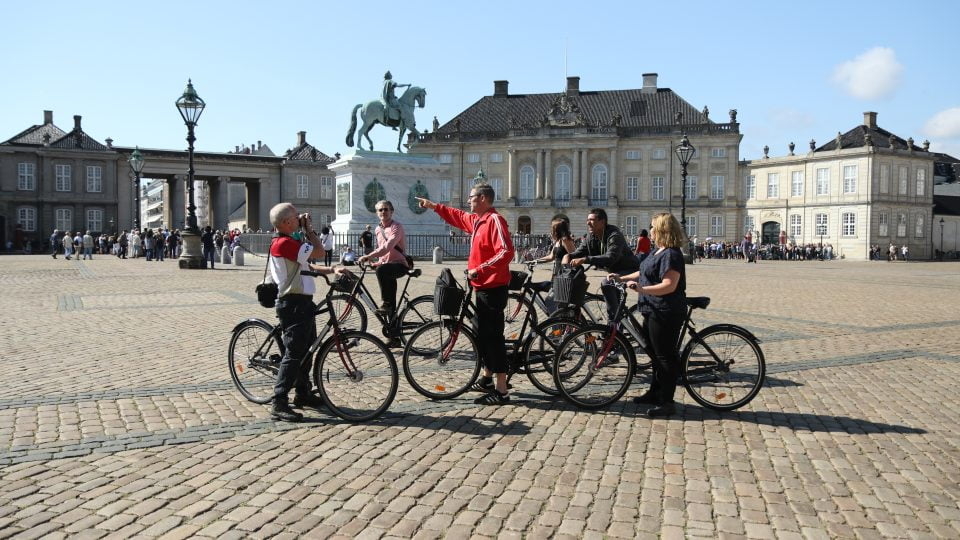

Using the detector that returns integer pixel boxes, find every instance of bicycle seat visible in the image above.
[407,269,422,278]
[686,297,711,310]
[525,280,552,293]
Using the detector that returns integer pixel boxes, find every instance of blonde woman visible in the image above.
[608,212,687,418]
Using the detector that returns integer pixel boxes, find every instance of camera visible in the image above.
[298,214,308,229]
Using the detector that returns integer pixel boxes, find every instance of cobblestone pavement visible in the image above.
[1,253,959,539]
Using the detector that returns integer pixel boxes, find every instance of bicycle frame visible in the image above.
[339,262,419,327]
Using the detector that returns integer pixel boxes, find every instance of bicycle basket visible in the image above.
[330,274,359,293]
[508,270,528,291]
[552,266,587,305]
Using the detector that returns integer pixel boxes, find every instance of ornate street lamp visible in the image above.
[175,79,206,269]
[674,134,696,263]
[129,147,145,231]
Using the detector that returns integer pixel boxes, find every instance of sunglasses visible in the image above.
[376,208,393,213]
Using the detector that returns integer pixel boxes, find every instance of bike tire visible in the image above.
[580,293,609,326]
[520,316,583,395]
[682,325,765,411]
[314,331,398,422]
[228,319,282,404]
[402,320,481,400]
[329,293,367,333]
[553,325,637,409]
[397,294,435,343]
[505,293,536,346]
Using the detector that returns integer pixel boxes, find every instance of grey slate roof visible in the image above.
[815,124,923,152]
[3,123,67,146]
[284,142,334,164]
[436,88,710,133]
[933,152,960,184]
[49,128,109,151]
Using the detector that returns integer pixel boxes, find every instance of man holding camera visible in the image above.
[268,202,350,422]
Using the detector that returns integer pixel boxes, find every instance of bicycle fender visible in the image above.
[697,324,761,343]
[231,318,273,334]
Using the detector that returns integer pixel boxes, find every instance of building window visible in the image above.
[297,175,309,199]
[843,165,857,194]
[685,216,697,238]
[915,215,924,237]
[555,165,571,200]
[466,152,481,163]
[489,152,503,163]
[55,209,73,232]
[625,150,641,160]
[897,213,907,237]
[87,209,103,232]
[711,147,726,158]
[438,153,453,164]
[745,175,756,199]
[815,213,828,236]
[323,214,333,226]
[880,165,889,193]
[651,176,664,201]
[916,168,926,196]
[626,177,639,200]
[791,171,803,197]
[86,166,102,193]
[56,164,72,192]
[744,216,755,235]
[320,176,334,199]
[898,167,908,195]
[710,215,724,236]
[816,168,829,196]
[439,179,452,203]
[18,163,36,191]
[710,176,724,199]
[519,165,535,201]
[625,216,638,236]
[878,212,888,236]
[790,214,801,237]
[685,176,698,200]
[591,164,608,201]
[766,173,779,198]
[490,177,503,201]
[18,207,37,232]
[651,148,666,160]
[842,212,856,237]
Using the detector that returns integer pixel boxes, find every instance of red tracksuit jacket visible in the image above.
[434,204,514,289]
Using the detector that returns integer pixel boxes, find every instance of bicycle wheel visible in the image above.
[521,316,582,395]
[397,294,435,343]
[580,293,609,325]
[329,294,367,333]
[682,325,765,411]
[314,331,398,422]
[228,319,282,404]
[402,320,480,399]
[505,293,535,346]
[554,325,636,409]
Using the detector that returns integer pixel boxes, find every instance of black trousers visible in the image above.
[639,311,685,404]
[475,285,508,373]
[273,295,317,402]
[375,262,408,313]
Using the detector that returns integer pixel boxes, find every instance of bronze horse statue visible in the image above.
[346,86,426,153]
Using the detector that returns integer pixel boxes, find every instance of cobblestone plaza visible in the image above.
[1,255,958,538]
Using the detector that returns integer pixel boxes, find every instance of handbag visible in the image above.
[255,238,297,309]
[395,245,414,269]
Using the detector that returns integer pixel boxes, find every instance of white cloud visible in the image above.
[929,140,960,158]
[831,47,903,100]
[923,107,960,139]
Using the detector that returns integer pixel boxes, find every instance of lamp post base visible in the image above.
[680,245,694,265]
[178,230,206,269]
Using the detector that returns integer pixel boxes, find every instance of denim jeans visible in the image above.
[203,246,215,268]
[83,247,92,259]
[273,295,317,402]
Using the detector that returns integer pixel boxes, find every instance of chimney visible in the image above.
[642,73,658,94]
[44,110,53,124]
[74,115,82,130]
[863,111,877,129]
[493,80,509,97]
[235,145,240,153]
[257,140,262,150]
[566,76,580,97]
[297,131,306,145]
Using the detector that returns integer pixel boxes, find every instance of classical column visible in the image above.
[507,149,516,200]
[544,150,553,201]
[535,150,544,199]
[572,149,581,199]
[245,181,261,231]
[609,148,617,201]
[580,150,588,200]
[211,176,230,230]
[170,175,185,231]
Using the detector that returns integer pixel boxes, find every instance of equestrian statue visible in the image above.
[346,71,426,153]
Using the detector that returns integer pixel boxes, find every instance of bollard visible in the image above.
[233,246,244,266]
[220,245,231,265]
[433,246,443,264]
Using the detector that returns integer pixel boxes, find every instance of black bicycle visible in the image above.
[553,281,765,411]
[228,265,399,422]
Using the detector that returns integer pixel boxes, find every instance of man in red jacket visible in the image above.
[417,184,515,405]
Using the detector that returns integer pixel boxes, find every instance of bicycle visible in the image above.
[228,265,399,422]
[553,281,765,411]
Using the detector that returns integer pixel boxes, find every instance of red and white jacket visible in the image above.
[434,204,514,290]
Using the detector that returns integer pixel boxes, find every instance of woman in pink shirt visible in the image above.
[359,200,408,346]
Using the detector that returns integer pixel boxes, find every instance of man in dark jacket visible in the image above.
[564,208,639,319]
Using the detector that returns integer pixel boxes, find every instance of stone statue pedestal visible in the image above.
[329,151,449,234]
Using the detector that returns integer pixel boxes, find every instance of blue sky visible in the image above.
[4,0,960,161]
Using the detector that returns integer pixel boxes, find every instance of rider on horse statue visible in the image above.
[381,71,410,130]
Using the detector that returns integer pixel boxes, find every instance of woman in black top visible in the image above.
[608,212,687,418]
[535,218,576,314]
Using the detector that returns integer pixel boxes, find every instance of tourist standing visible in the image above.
[359,200,408,347]
[50,230,60,259]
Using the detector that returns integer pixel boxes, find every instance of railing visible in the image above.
[553,197,571,208]
[588,198,608,206]
[516,198,534,207]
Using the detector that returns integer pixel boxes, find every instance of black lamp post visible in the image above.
[674,134,696,263]
[108,217,115,236]
[175,79,207,269]
[129,147,145,231]
[940,217,945,260]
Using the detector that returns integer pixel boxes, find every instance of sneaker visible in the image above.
[292,393,325,409]
[385,338,403,349]
[469,376,494,392]
[632,391,658,405]
[271,401,304,422]
[473,391,510,405]
[646,403,676,418]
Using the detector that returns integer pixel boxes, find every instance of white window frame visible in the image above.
[766,173,779,198]
[744,216,755,235]
[843,165,857,194]
[56,164,72,192]
[651,176,664,201]
[745,175,756,199]
[439,179,452,203]
[651,148,666,160]
[791,171,804,197]
[916,168,926,196]
[490,177,503,201]
[710,215,724,236]
[880,165,889,194]
[625,216,638,236]
[710,175,724,200]
[519,166,535,201]
[915,215,924,237]
[86,166,102,193]
[685,176,698,200]
[87,209,103,232]
[711,147,726,158]
[878,212,888,236]
[438,153,453,164]
[790,214,802,237]
[297,174,309,199]
[625,176,639,201]
[18,207,37,232]
[320,176,334,199]
[488,152,503,163]
[897,213,907,237]
[625,150,641,160]
[898,167,908,195]
[55,208,73,232]
[685,215,697,238]
[466,152,481,163]
[591,164,608,201]
[816,168,830,196]
[554,165,571,200]
[815,213,828,236]
[841,212,856,237]
[18,163,36,191]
